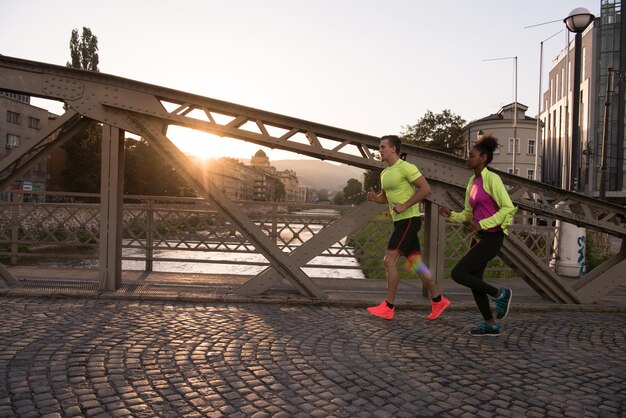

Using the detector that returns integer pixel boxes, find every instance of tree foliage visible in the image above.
[363,170,381,193]
[333,190,346,205]
[401,109,466,155]
[124,139,192,196]
[62,27,101,193]
[272,178,286,201]
[343,178,365,205]
[62,123,102,193]
[67,27,99,71]
[317,189,329,201]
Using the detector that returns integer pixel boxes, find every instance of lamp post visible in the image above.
[599,68,625,199]
[552,7,595,278]
[599,67,613,200]
[564,7,595,192]
[483,56,518,175]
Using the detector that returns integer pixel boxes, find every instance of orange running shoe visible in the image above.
[367,301,394,320]
[427,296,450,320]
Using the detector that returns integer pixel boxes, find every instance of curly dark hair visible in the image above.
[473,136,499,165]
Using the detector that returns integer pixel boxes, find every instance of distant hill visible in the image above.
[270,159,366,191]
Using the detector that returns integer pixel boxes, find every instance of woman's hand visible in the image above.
[468,221,482,234]
[438,205,451,218]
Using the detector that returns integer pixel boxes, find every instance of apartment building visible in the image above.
[461,102,540,179]
[539,18,597,193]
[539,1,626,202]
[0,92,50,198]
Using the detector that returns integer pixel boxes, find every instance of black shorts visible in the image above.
[388,217,422,256]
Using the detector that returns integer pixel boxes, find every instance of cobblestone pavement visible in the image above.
[1,298,625,418]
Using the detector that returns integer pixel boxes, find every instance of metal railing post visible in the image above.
[10,192,22,265]
[146,198,154,272]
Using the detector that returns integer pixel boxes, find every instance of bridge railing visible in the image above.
[1,190,575,281]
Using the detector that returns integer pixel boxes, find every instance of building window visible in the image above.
[527,169,535,180]
[507,168,519,175]
[0,91,29,103]
[528,139,536,155]
[6,134,20,148]
[7,111,20,124]
[508,138,520,154]
[28,117,40,129]
[556,73,560,99]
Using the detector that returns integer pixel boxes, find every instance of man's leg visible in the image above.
[383,249,401,303]
[406,252,439,298]
[406,252,450,320]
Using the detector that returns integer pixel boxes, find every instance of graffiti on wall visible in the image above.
[577,235,587,276]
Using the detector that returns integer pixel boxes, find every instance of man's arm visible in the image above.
[392,176,430,214]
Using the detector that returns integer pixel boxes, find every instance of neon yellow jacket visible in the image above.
[449,167,517,235]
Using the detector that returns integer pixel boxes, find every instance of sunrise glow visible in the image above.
[166,125,265,160]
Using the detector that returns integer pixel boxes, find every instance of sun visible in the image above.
[166,125,265,160]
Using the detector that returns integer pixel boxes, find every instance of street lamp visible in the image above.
[599,67,625,200]
[599,67,613,200]
[564,7,595,191]
[483,56,518,175]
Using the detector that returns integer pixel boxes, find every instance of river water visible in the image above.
[121,208,367,278]
[122,248,365,279]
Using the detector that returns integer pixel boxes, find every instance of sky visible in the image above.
[1,0,600,160]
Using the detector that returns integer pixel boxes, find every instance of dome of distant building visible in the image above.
[251,149,271,170]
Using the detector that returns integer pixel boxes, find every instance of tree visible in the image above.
[62,27,101,193]
[343,178,365,205]
[363,170,381,193]
[62,122,102,192]
[124,139,192,196]
[401,109,466,155]
[272,178,286,201]
[333,190,346,205]
[67,27,99,71]
[317,189,329,202]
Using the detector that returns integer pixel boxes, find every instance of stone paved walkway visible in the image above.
[1,297,625,417]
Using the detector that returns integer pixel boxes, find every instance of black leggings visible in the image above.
[451,232,504,321]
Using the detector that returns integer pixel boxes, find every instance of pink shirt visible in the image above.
[469,177,502,232]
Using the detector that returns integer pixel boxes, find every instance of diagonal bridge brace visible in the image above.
[235,201,385,296]
[568,239,626,303]
[0,110,90,190]
[119,110,328,299]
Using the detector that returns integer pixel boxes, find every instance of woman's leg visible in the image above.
[451,235,503,321]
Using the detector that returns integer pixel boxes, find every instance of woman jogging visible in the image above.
[439,135,516,336]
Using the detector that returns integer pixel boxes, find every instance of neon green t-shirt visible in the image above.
[381,159,422,221]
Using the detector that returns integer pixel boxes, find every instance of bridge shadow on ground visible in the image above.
[2,266,625,311]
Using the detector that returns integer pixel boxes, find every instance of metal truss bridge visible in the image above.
[1,55,625,304]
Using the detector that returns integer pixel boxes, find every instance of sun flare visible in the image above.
[166,125,266,160]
